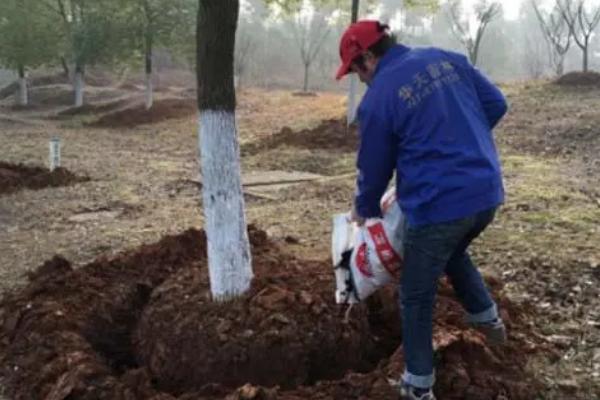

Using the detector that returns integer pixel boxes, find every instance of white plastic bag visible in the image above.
[332,189,404,303]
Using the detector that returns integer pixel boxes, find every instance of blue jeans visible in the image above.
[400,208,499,389]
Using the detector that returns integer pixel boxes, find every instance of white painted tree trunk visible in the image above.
[17,77,28,106]
[198,110,253,300]
[145,73,153,110]
[74,71,84,107]
[347,75,358,125]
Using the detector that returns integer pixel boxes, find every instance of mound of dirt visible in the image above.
[0,82,19,100]
[90,98,196,128]
[0,162,89,196]
[31,74,71,87]
[118,82,142,91]
[243,118,359,155]
[134,241,377,393]
[555,71,600,86]
[0,74,70,100]
[292,91,318,97]
[0,113,34,126]
[0,223,541,400]
[56,96,141,117]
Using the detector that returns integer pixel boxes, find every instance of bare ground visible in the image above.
[0,83,598,398]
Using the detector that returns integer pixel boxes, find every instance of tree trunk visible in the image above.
[303,63,310,92]
[17,65,28,107]
[583,39,589,73]
[347,76,358,124]
[145,36,154,110]
[197,0,252,301]
[74,64,84,108]
[145,74,153,109]
[351,0,359,21]
[60,57,70,78]
[469,45,478,67]
[557,58,564,76]
[347,0,360,126]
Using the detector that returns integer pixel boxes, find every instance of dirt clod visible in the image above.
[0,162,88,196]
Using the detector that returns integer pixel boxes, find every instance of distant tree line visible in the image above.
[2,0,600,108]
[0,0,196,107]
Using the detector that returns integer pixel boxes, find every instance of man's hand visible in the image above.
[350,206,366,226]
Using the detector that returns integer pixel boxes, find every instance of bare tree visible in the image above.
[42,0,125,107]
[447,0,501,66]
[531,1,572,76]
[557,0,600,72]
[290,5,330,92]
[524,34,547,79]
[234,22,256,90]
[197,0,253,300]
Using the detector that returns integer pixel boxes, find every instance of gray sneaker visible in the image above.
[399,383,436,400]
[472,318,507,345]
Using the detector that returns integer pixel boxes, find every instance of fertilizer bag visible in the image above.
[332,189,405,303]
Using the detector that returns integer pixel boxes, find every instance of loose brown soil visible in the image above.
[0,162,88,196]
[0,226,539,400]
[90,98,196,128]
[243,118,359,155]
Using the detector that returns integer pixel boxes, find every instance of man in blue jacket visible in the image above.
[336,21,508,400]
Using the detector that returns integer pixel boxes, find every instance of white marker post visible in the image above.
[49,137,61,171]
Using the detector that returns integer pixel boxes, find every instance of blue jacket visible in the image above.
[355,45,507,226]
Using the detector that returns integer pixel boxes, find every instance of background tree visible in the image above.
[347,0,438,124]
[124,0,197,109]
[447,0,502,66]
[265,0,371,118]
[197,0,253,300]
[290,2,331,92]
[234,17,258,90]
[557,0,600,72]
[0,0,59,106]
[524,33,549,78]
[346,0,359,125]
[45,0,127,107]
[532,0,572,76]
[475,7,513,78]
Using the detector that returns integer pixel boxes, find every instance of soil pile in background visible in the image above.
[0,162,89,196]
[555,71,600,87]
[243,118,359,155]
[0,73,112,103]
[56,96,140,117]
[0,74,69,100]
[0,226,540,400]
[90,98,196,128]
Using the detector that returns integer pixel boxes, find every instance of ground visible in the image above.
[0,78,598,399]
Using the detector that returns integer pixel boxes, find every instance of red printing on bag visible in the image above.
[355,243,373,277]
[367,223,402,275]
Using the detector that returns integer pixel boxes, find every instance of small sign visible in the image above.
[49,137,61,171]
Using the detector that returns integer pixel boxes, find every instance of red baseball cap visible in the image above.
[336,20,387,80]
